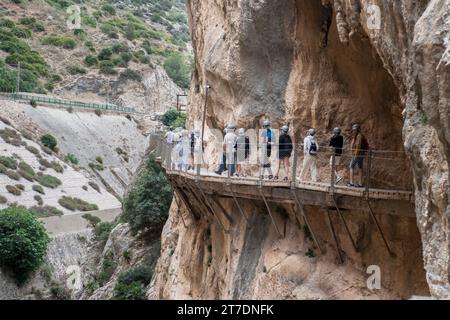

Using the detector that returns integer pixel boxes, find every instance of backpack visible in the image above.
[266,129,272,143]
[309,140,318,156]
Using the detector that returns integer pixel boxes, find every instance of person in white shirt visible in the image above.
[223,123,237,176]
[300,128,319,182]
[164,127,174,145]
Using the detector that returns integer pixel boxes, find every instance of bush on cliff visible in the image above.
[0,207,49,284]
[122,154,172,234]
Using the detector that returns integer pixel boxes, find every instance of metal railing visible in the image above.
[3,93,137,114]
[157,136,414,194]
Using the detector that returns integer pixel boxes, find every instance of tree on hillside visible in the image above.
[122,154,173,234]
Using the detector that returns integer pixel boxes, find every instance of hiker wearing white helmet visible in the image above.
[260,119,275,179]
[275,125,293,181]
[223,122,237,176]
[329,127,344,184]
[236,128,250,177]
[348,123,369,188]
[300,128,319,182]
[177,129,191,172]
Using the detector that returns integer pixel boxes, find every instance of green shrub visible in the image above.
[113,282,146,300]
[73,29,86,40]
[41,146,53,154]
[95,156,103,164]
[97,48,112,60]
[101,4,116,16]
[94,109,102,117]
[99,60,116,75]
[50,285,71,300]
[50,74,63,82]
[88,181,100,193]
[58,196,98,211]
[94,222,114,243]
[0,18,16,28]
[36,174,62,188]
[19,168,35,181]
[81,15,97,28]
[5,170,21,181]
[0,195,6,204]
[51,161,64,173]
[41,35,76,49]
[119,69,142,82]
[29,205,63,218]
[0,207,49,284]
[26,145,40,155]
[0,156,17,170]
[19,161,35,176]
[12,27,32,39]
[97,252,117,286]
[82,213,101,227]
[85,40,95,52]
[82,185,88,191]
[65,153,79,165]
[67,65,86,75]
[113,258,154,300]
[34,195,43,206]
[38,158,52,168]
[40,134,57,151]
[32,184,45,194]
[89,162,104,171]
[123,154,173,234]
[161,109,178,127]
[0,163,6,174]
[84,55,98,67]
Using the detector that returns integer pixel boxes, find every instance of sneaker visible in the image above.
[268,175,274,180]
[346,183,354,187]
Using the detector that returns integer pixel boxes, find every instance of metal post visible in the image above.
[324,209,344,264]
[291,144,298,188]
[200,84,209,152]
[365,149,372,196]
[331,153,336,193]
[331,195,359,252]
[259,188,283,238]
[366,199,395,257]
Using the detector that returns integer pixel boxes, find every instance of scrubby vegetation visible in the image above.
[163,52,191,89]
[32,184,45,194]
[6,185,21,196]
[122,154,172,234]
[58,196,98,211]
[30,205,63,218]
[0,207,49,284]
[82,213,101,227]
[88,181,100,193]
[0,156,17,169]
[0,195,6,204]
[51,161,64,173]
[41,35,76,49]
[36,174,62,188]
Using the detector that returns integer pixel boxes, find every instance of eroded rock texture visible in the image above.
[151,0,449,299]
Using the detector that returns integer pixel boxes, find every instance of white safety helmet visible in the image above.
[308,128,316,136]
[182,129,189,137]
[281,125,289,133]
[238,128,245,136]
[223,128,228,134]
[333,127,341,135]
[263,120,271,127]
[227,122,236,130]
[352,123,360,131]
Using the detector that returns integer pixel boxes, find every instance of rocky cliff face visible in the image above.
[150,0,450,299]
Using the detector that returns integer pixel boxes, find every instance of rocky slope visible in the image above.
[149,0,450,299]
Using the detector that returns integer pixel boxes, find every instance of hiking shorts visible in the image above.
[349,156,364,170]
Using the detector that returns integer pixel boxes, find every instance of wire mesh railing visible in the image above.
[2,93,137,114]
[157,136,414,193]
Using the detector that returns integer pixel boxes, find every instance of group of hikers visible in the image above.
[164,120,369,188]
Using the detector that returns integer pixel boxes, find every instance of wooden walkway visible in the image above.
[164,168,415,218]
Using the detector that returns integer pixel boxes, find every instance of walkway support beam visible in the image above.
[258,188,283,238]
